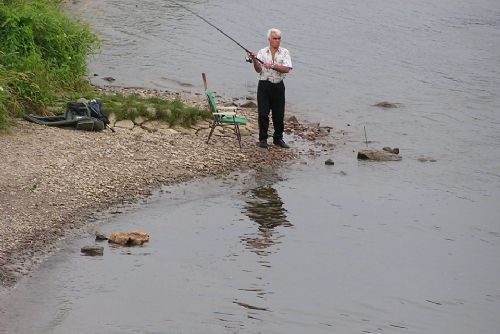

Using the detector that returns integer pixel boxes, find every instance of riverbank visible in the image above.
[0,87,335,288]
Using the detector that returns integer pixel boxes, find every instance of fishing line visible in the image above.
[172,1,264,64]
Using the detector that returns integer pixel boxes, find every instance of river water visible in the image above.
[1,0,500,333]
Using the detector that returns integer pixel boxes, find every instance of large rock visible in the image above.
[357,149,402,161]
[108,230,150,246]
[114,119,135,130]
[134,116,147,125]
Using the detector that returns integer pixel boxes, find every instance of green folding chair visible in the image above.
[202,73,247,148]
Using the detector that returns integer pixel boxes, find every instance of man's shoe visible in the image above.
[273,139,290,149]
[258,140,268,148]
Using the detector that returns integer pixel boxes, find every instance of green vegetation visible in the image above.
[0,0,98,129]
[102,94,212,128]
[0,0,211,131]
[75,92,213,127]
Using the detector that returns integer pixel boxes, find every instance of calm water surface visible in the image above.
[1,0,499,333]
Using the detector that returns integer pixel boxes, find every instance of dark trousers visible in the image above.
[257,80,285,141]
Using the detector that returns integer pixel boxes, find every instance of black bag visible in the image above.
[86,99,110,126]
[66,99,109,125]
[65,101,90,119]
[65,98,111,132]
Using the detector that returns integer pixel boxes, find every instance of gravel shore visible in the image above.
[0,88,333,288]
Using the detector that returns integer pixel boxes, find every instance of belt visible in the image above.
[259,79,283,84]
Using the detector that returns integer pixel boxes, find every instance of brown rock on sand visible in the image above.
[108,231,150,246]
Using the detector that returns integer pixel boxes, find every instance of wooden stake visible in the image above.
[364,126,368,147]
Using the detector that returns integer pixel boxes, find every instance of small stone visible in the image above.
[285,115,299,124]
[95,230,108,241]
[417,156,436,162]
[374,101,399,108]
[240,101,257,108]
[383,147,400,154]
[81,245,104,256]
[325,159,335,166]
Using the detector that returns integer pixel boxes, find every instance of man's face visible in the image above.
[269,32,281,48]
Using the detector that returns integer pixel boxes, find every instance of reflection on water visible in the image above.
[244,186,290,229]
[241,179,293,263]
[234,171,294,314]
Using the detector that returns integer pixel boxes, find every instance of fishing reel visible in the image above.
[245,56,253,63]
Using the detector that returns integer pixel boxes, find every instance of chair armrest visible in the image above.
[213,112,236,116]
[218,106,239,111]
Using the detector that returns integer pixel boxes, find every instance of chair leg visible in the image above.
[207,121,217,144]
[234,124,242,148]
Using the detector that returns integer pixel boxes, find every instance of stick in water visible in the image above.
[364,126,368,147]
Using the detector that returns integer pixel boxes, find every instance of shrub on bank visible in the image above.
[0,0,98,129]
[0,1,211,131]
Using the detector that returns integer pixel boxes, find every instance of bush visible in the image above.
[0,0,99,128]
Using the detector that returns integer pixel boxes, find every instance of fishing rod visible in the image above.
[172,1,264,64]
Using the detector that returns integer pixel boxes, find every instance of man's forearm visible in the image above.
[253,61,262,73]
[272,64,289,73]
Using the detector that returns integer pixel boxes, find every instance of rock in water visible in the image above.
[108,230,150,246]
[95,230,108,241]
[357,149,402,161]
[382,147,400,154]
[417,156,437,162]
[81,245,104,256]
[325,158,335,165]
[374,101,399,108]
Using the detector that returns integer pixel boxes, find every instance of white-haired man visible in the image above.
[248,28,293,148]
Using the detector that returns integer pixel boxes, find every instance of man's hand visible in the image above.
[247,51,262,73]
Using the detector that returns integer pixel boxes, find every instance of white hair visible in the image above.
[267,28,282,39]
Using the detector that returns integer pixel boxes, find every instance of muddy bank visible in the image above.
[0,87,334,288]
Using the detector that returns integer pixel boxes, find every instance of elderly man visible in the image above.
[248,28,293,148]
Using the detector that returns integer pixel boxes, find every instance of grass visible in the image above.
[76,92,213,128]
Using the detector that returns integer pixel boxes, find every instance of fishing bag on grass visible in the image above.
[23,98,109,131]
[66,99,110,125]
[65,98,109,131]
